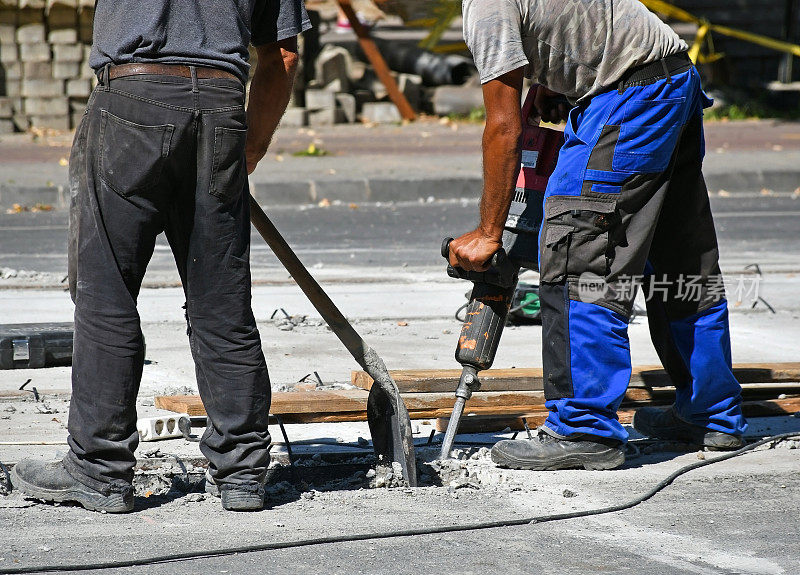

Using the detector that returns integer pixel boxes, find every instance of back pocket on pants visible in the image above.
[100,110,174,197]
[209,127,248,202]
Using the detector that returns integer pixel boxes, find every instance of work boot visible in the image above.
[11,458,133,513]
[633,406,744,450]
[205,472,265,511]
[490,429,625,471]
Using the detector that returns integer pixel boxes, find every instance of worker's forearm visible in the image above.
[478,122,521,238]
[245,49,298,167]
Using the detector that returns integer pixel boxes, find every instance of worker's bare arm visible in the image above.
[245,37,299,174]
[448,67,524,272]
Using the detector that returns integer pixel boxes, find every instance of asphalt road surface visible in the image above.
[1,194,799,279]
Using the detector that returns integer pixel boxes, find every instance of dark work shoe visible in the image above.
[11,459,133,513]
[633,406,744,451]
[491,430,625,471]
[219,482,266,511]
[206,472,265,511]
[205,471,266,511]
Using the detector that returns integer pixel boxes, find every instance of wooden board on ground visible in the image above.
[351,363,800,393]
[436,396,800,433]
[157,390,370,417]
[155,387,800,426]
[156,389,547,418]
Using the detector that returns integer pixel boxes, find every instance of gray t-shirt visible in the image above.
[90,0,312,82]
[462,0,688,102]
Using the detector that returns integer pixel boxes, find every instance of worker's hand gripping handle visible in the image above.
[441,237,518,289]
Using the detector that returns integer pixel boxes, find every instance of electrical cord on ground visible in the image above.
[2,431,798,574]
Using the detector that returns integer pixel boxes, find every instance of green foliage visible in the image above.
[447,106,486,123]
[292,143,329,157]
[705,101,800,121]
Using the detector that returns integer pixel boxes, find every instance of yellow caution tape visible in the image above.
[639,0,800,61]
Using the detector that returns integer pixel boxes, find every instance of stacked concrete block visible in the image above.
[77,8,92,44]
[0,5,95,132]
[305,88,349,126]
[0,96,13,133]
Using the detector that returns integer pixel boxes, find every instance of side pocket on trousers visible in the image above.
[209,127,248,202]
[612,97,686,174]
[99,110,174,197]
[539,196,618,284]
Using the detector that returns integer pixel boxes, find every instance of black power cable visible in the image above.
[2,431,798,575]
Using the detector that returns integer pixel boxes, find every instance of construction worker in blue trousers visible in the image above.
[447,0,747,470]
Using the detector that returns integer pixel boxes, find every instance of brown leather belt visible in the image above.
[106,63,239,82]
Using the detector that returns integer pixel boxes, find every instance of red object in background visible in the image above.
[515,88,564,194]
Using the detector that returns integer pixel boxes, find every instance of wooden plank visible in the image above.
[352,368,545,392]
[436,396,800,434]
[156,390,370,417]
[402,391,543,410]
[155,390,549,418]
[155,395,206,416]
[336,0,416,121]
[352,363,800,393]
[155,391,800,424]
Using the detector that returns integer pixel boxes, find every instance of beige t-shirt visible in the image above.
[462,0,688,102]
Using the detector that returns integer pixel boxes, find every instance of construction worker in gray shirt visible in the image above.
[447,0,747,470]
[12,0,310,512]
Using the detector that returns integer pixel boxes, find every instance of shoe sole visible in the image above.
[221,490,265,511]
[10,467,133,513]
[491,448,625,471]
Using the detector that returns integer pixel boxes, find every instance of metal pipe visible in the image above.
[438,365,479,459]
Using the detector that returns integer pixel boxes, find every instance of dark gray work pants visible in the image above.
[65,70,271,494]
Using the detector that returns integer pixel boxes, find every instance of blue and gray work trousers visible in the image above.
[539,53,747,443]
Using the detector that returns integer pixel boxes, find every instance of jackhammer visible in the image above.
[439,91,564,459]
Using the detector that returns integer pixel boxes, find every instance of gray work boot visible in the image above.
[633,406,744,451]
[205,471,265,511]
[11,459,133,513]
[491,429,625,471]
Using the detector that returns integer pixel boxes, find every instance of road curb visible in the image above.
[1,171,798,209]
[0,184,69,210]
[251,176,482,205]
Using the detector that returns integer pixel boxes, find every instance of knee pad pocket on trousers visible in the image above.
[540,196,618,283]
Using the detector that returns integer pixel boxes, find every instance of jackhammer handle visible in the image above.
[441,237,507,269]
[442,237,516,288]
[441,237,453,259]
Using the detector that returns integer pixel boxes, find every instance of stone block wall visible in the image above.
[0,4,94,133]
